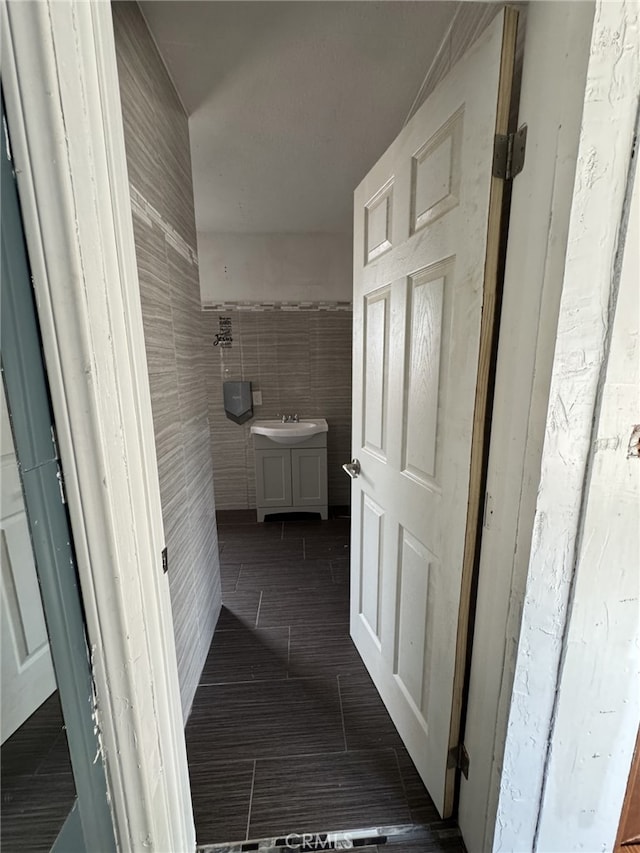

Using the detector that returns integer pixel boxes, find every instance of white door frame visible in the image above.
[1,2,194,851]
[492,1,640,848]
[460,1,640,851]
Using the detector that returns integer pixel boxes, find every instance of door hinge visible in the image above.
[161,546,168,575]
[3,115,12,163]
[50,424,60,460]
[493,124,527,180]
[448,742,470,779]
[56,464,67,505]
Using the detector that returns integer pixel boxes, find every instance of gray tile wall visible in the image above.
[203,311,353,511]
[113,2,221,719]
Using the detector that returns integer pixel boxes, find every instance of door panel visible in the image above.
[402,262,449,485]
[395,529,432,716]
[350,9,516,817]
[363,287,390,458]
[1,386,56,743]
[359,493,384,644]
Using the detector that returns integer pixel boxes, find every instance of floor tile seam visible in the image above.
[193,671,367,691]
[234,559,333,568]
[234,586,336,594]
[336,675,348,753]
[29,768,75,782]
[194,746,403,765]
[120,747,416,776]
[256,623,350,632]
[233,563,245,593]
[208,626,289,635]
[241,558,333,568]
[191,673,347,692]
[196,676,291,688]
[32,731,66,777]
[390,747,416,822]
[189,749,350,767]
[237,746,405,766]
[186,757,256,769]
[245,760,257,841]
[255,590,263,627]
[275,668,358,681]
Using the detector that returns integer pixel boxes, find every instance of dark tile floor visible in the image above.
[0,691,76,852]
[187,510,465,853]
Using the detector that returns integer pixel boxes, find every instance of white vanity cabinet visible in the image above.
[254,432,328,521]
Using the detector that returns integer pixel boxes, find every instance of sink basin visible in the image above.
[250,418,328,445]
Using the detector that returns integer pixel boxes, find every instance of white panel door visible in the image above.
[350,10,516,817]
[1,386,56,743]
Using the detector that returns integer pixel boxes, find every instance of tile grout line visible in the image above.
[287,625,291,679]
[32,729,66,777]
[336,674,348,753]
[391,747,414,823]
[245,759,257,841]
[255,590,263,627]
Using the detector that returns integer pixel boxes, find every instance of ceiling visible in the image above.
[140,1,459,234]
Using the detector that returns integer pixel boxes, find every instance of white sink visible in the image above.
[250,418,328,445]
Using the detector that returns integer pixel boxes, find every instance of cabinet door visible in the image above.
[256,449,292,507]
[292,449,327,506]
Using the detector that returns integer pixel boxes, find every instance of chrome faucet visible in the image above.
[280,413,299,423]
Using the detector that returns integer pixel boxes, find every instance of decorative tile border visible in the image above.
[202,301,353,313]
[130,184,198,266]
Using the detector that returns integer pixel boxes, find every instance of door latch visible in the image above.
[342,459,361,479]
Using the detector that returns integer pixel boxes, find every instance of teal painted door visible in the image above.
[1,100,116,852]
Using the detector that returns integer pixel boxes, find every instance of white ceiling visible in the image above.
[140,1,459,234]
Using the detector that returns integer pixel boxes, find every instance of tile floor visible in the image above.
[0,692,76,852]
[186,510,465,852]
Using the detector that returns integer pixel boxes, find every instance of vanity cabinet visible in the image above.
[254,433,328,522]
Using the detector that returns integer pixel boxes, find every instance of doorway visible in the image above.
[184,6,520,845]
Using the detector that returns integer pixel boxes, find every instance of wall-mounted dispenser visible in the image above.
[223,381,253,424]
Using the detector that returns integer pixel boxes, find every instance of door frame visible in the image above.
[1,3,193,851]
[461,2,639,851]
[444,6,519,813]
